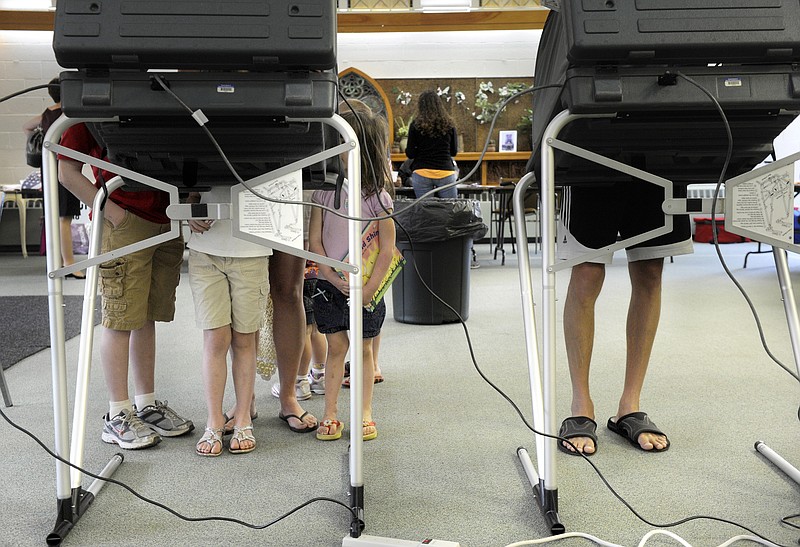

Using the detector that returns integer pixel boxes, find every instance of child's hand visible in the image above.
[362,286,377,306]
[331,273,350,296]
[188,219,213,233]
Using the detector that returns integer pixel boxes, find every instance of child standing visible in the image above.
[308,104,396,441]
[187,187,271,456]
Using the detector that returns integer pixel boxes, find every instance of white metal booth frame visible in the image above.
[40,112,376,544]
[512,109,800,533]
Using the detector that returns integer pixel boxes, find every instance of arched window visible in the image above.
[338,67,394,138]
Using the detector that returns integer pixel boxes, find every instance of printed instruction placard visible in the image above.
[237,169,304,251]
[730,164,795,244]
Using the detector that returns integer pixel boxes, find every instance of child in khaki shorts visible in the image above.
[186,187,271,456]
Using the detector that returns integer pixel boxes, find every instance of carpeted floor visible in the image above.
[0,295,99,369]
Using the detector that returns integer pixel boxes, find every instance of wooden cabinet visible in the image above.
[391,151,530,186]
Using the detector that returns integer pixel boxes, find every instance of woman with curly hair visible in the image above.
[405,90,459,198]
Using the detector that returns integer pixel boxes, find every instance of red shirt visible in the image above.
[59,123,170,224]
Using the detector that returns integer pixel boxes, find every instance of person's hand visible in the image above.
[362,286,377,307]
[103,202,128,228]
[323,269,349,296]
[188,219,214,233]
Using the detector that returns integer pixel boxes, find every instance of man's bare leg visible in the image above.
[562,262,605,454]
[612,258,669,451]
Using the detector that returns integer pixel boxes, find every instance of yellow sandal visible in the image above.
[316,419,344,441]
[362,420,378,441]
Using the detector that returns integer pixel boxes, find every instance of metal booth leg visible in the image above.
[753,247,800,487]
[0,365,12,407]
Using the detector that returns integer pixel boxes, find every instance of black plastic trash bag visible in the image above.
[393,197,487,243]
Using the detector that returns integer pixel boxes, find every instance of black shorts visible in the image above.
[558,181,693,263]
[312,279,385,339]
[303,278,317,325]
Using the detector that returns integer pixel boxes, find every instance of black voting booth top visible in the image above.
[528,3,800,186]
[53,1,340,193]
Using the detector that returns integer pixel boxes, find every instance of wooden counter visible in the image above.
[391,151,531,186]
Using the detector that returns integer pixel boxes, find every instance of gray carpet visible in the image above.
[0,295,99,369]
[0,244,798,547]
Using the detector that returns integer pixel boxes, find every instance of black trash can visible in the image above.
[391,198,487,325]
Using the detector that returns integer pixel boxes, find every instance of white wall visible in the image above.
[0,29,540,184]
[337,30,539,78]
[0,30,63,184]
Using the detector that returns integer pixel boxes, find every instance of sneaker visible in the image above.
[470,257,481,269]
[295,376,312,400]
[135,400,195,437]
[271,377,312,400]
[101,409,161,450]
[309,365,325,395]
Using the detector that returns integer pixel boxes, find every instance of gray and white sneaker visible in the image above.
[101,409,161,450]
[135,400,195,437]
[308,365,325,395]
[271,376,313,400]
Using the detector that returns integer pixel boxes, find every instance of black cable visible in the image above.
[0,405,355,529]
[674,71,800,384]
[151,74,400,225]
[0,83,56,103]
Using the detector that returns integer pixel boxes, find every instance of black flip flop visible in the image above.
[557,416,597,456]
[607,411,670,452]
[279,411,316,433]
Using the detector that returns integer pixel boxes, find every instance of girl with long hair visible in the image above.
[308,103,396,441]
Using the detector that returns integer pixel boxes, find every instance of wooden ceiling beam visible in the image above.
[0,9,547,32]
[338,10,547,32]
[0,10,55,31]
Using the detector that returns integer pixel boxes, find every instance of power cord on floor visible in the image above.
[504,530,783,547]
[0,404,356,529]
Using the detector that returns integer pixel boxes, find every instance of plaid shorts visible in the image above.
[311,279,385,338]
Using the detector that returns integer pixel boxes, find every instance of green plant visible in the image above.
[516,108,534,132]
[395,116,413,139]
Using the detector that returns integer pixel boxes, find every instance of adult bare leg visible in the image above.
[613,257,668,451]
[270,251,317,430]
[561,262,605,454]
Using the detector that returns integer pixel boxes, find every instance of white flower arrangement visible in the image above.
[392,87,413,106]
[473,81,529,124]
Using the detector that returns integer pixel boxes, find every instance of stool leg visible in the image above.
[18,199,27,258]
[508,214,516,254]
